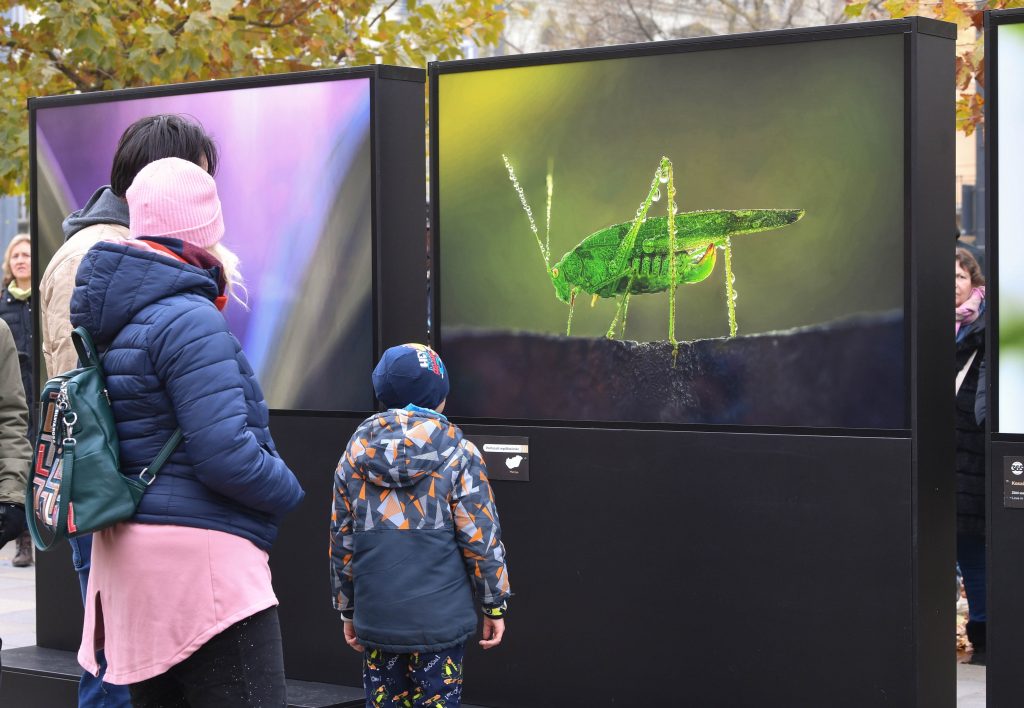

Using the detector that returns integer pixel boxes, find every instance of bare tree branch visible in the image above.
[713,0,762,31]
[624,0,657,41]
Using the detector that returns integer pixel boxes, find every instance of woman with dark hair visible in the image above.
[41,113,218,380]
[955,246,987,665]
[0,233,34,567]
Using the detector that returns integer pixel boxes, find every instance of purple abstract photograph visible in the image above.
[34,77,374,411]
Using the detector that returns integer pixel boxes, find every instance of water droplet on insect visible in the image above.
[652,188,661,202]
[732,291,738,302]
[730,273,736,284]
[659,171,669,184]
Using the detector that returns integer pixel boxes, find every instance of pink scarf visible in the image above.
[956,285,985,335]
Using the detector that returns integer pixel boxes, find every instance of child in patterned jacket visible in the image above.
[330,344,511,708]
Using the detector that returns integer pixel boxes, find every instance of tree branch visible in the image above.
[45,50,92,91]
[714,0,761,31]
[624,0,657,42]
[368,0,401,28]
[228,1,317,29]
[783,0,805,28]
[169,17,190,37]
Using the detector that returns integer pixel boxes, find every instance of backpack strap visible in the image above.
[71,327,100,368]
[138,429,184,486]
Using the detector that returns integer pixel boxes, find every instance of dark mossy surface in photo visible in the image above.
[444,311,904,429]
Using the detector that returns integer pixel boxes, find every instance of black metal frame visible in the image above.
[986,9,1024,440]
[28,64,426,417]
[428,17,953,435]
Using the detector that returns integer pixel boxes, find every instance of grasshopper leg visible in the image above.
[723,236,737,337]
[620,291,632,339]
[605,295,624,340]
[566,288,578,336]
[606,274,636,339]
[663,159,680,365]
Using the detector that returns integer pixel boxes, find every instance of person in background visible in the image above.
[0,318,30,555]
[0,233,35,567]
[0,315,31,659]
[71,158,303,706]
[955,246,987,665]
[41,114,218,378]
[38,114,218,708]
[331,344,511,708]
[956,228,985,273]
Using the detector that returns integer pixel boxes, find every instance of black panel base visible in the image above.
[0,645,78,707]
[0,646,366,708]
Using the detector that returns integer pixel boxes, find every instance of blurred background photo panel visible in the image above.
[34,75,374,412]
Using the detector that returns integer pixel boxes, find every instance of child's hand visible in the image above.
[479,617,505,650]
[343,621,364,652]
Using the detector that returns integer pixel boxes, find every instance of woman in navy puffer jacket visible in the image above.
[69,158,304,707]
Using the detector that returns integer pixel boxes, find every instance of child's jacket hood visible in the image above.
[350,408,457,490]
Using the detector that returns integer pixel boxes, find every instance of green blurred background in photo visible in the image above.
[438,34,905,343]
[998,22,1024,433]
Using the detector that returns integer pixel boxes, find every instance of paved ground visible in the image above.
[0,540,36,650]
[956,594,986,708]
[0,542,989,705]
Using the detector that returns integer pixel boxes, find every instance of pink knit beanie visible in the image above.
[126,157,224,248]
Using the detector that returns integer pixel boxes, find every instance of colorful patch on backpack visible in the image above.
[32,390,63,531]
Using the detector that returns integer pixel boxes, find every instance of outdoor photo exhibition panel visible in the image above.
[432,18,953,707]
[986,8,1024,707]
[21,66,427,699]
[435,24,910,431]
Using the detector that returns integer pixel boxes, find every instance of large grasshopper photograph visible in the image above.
[503,154,804,355]
[436,34,907,428]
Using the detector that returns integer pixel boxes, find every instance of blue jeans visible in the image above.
[957,532,987,624]
[70,535,132,708]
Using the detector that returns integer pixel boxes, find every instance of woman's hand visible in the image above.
[343,621,364,652]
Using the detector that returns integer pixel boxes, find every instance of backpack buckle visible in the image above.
[138,468,157,486]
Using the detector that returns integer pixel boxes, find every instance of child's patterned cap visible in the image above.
[372,344,449,410]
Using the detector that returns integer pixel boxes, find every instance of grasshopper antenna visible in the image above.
[502,154,550,274]
[546,157,553,267]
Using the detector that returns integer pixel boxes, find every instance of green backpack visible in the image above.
[26,327,181,551]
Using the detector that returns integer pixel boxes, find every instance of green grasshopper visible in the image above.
[502,154,804,359]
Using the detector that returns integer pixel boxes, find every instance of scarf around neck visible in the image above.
[956,285,985,335]
[130,237,229,311]
[7,282,31,301]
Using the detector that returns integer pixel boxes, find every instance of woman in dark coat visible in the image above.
[0,233,34,567]
[955,246,986,664]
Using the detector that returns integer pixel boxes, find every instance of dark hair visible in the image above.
[956,247,985,288]
[110,115,218,197]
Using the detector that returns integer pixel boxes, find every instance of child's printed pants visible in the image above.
[363,643,465,708]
